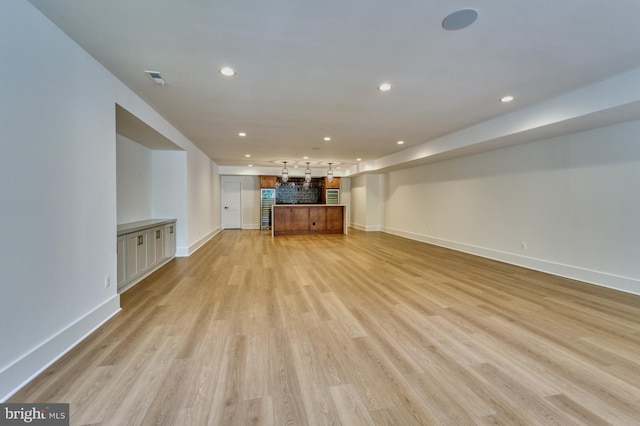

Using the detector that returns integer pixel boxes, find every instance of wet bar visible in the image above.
[272,204,347,236]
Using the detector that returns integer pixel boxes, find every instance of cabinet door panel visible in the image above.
[259,175,277,188]
[326,206,344,233]
[147,230,156,268]
[274,207,292,232]
[163,225,172,259]
[309,207,326,232]
[153,227,163,264]
[165,224,176,258]
[324,177,340,189]
[137,232,148,273]
[117,237,126,288]
[291,207,309,231]
[126,235,139,280]
[170,226,176,257]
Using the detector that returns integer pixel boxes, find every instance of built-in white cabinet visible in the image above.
[164,223,176,259]
[148,227,164,268]
[126,231,148,281]
[116,236,126,288]
[117,219,177,293]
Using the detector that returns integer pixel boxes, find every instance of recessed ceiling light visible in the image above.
[397,140,404,145]
[324,137,331,141]
[248,164,253,167]
[500,95,514,103]
[442,9,478,31]
[303,156,309,160]
[238,132,246,137]
[357,158,362,161]
[219,67,236,77]
[378,83,392,92]
[245,154,251,158]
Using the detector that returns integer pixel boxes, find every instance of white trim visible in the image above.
[0,296,121,402]
[350,222,366,231]
[351,222,381,232]
[382,226,640,296]
[181,227,221,256]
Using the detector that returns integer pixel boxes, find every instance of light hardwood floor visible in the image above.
[10,229,640,425]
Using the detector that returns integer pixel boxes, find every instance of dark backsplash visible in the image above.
[276,178,321,204]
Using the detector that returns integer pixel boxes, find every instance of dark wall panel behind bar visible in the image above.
[276,178,321,204]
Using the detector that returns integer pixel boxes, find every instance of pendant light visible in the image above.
[327,163,334,183]
[281,161,289,183]
[304,162,312,183]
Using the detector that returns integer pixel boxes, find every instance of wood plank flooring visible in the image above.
[10,229,640,425]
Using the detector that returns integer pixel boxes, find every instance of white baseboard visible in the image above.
[179,227,222,257]
[243,224,260,230]
[350,223,381,232]
[382,226,640,296]
[0,295,121,402]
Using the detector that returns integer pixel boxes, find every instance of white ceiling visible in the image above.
[28,0,640,172]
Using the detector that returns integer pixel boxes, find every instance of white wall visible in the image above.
[212,163,222,230]
[186,149,221,254]
[0,1,220,401]
[116,134,152,223]
[152,150,188,252]
[115,92,221,257]
[117,137,216,257]
[221,175,261,229]
[350,174,382,231]
[0,1,120,400]
[366,174,383,231]
[381,120,640,294]
[339,177,351,221]
[350,175,367,230]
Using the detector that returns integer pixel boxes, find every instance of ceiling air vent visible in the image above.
[145,70,168,85]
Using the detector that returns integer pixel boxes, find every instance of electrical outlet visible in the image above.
[521,242,527,250]
[104,275,111,288]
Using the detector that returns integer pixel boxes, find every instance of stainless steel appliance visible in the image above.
[326,189,339,204]
[260,188,276,229]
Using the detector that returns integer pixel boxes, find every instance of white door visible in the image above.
[222,181,242,229]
